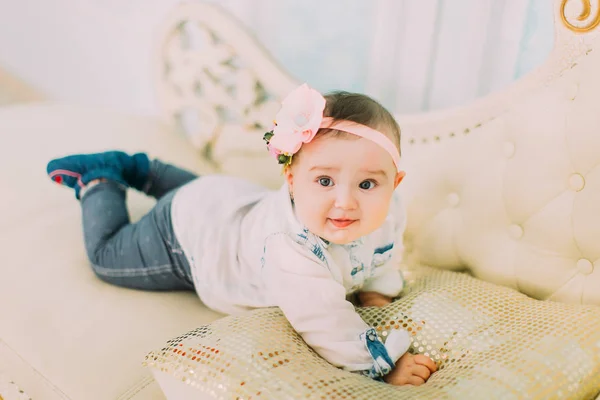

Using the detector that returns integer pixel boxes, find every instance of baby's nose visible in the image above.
[334,187,358,210]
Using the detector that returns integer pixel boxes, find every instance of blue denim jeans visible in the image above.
[80,160,197,290]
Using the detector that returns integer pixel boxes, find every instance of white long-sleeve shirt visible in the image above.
[171,175,410,378]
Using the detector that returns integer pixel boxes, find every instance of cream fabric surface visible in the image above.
[398,16,600,305]
[0,103,224,399]
[0,372,30,400]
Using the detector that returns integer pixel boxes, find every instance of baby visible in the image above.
[47,84,437,386]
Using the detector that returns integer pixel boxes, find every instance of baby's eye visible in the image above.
[318,177,334,187]
[359,180,376,190]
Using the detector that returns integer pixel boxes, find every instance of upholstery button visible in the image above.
[577,259,594,275]
[447,193,460,207]
[508,224,523,239]
[569,173,585,192]
[503,142,516,158]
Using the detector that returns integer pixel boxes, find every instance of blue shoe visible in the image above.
[47,151,150,198]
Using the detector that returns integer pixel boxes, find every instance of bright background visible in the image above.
[0,0,554,115]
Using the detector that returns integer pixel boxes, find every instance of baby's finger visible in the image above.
[412,364,431,381]
[414,354,438,372]
[408,376,426,386]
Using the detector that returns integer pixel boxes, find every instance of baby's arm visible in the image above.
[385,352,438,386]
[262,234,412,381]
[357,291,393,307]
[359,257,404,307]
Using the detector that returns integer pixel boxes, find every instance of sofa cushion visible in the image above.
[0,103,224,399]
[145,266,600,399]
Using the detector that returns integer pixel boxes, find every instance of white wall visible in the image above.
[0,0,554,116]
[0,0,182,115]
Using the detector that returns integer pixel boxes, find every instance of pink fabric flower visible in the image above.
[267,143,281,158]
[268,83,326,155]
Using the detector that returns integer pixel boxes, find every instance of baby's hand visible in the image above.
[358,291,392,307]
[384,353,438,386]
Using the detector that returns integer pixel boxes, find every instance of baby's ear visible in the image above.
[284,166,294,188]
[394,171,406,189]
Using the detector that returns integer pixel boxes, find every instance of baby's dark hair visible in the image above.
[318,91,401,156]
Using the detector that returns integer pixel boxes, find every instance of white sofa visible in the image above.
[1,0,599,399]
[0,104,226,399]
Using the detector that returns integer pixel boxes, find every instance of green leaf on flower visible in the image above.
[263,131,274,143]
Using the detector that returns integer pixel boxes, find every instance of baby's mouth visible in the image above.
[329,218,356,228]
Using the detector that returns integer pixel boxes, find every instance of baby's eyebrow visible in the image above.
[309,166,339,172]
[363,169,387,177]
[309,166,389,178]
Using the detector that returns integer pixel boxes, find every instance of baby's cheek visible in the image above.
[370,198,392,226]
[298,202,325,230]
[372,211,389,230]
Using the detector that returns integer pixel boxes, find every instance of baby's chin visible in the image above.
[319,227,363,245]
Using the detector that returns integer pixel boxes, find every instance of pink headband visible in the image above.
[319,117,401,172]
[263,83,401,172]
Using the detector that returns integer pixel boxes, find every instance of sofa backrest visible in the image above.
[397,0,600,305]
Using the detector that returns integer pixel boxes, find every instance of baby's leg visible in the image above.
[46,151,197,290]
[46,151,198,200]
[143,159,198,199]
[80,181,193,290]
[47,151,150,199]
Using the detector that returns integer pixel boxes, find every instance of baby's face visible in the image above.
[286,135,404,245]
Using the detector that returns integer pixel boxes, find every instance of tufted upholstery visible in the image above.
[398,2,600,305]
